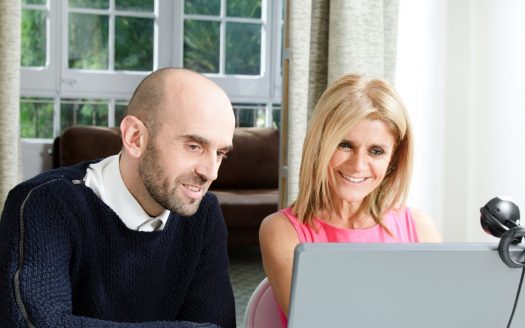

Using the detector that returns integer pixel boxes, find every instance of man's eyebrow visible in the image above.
[181,134,233,152]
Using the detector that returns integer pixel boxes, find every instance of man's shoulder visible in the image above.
[9,161,96,200]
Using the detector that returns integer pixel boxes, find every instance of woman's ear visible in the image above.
[120,115,148,158]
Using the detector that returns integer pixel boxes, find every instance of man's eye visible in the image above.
[187,144,201,151]
[217,151,228,160]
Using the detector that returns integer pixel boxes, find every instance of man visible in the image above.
[0,68,237,327]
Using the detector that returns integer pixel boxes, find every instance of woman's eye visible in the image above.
[338,142,352,150]
[370,148,384,156]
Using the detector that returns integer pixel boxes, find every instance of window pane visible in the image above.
[21,9,47,67]
[20,98,54,139]
[227,0,261,18]
[69,0,109,9]
[272,105,281,129]
[115,17,153,71]
[60,99,108,133]
[69,13,109,69]
[116,0,154,12]
[233,104,265,127]
[184,20,220,73]
[23,0,46,4]
[184,0,220,15]
[226,23,261,75]
[115,101,128,126]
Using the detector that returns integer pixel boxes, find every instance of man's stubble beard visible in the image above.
[139,139,206,217]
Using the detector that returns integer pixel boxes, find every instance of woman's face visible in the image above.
[327,118,396,207]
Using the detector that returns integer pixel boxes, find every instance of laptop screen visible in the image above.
[287,243,525,328]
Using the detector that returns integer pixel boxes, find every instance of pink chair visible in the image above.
[243,277,282,328]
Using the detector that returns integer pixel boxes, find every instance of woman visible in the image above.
[259,74,442,327]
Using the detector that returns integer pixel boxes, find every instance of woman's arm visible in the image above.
[259,212,300,316]
[411,208,443,242]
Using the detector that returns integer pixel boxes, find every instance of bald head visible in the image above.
[119,68,236,217]
[126,68,234,133]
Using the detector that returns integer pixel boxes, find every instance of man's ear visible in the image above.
[120,115,148,158]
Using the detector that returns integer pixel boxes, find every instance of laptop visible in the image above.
[287,243,525,328]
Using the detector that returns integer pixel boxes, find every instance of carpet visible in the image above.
[228,247,267,327]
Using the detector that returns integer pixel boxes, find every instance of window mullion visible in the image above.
[265,102,273,128]
[108,0,115,71]
[219,0,226,75]
[108,99,115,127]
[53,96,60,138]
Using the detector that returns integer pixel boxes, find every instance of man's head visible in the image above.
[120,68,235,217]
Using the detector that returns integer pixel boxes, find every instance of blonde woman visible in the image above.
[259,74,442,327]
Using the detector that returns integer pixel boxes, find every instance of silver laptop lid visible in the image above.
[288,243,525,328]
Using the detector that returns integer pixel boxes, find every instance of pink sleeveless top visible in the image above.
[276,206,420,327]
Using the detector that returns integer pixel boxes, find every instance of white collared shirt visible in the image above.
[84,154,170,231]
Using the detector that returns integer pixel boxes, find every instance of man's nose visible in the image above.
[195,152,219,182]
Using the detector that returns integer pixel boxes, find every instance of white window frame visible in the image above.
[21,0,282,103]
[20,0,282,139]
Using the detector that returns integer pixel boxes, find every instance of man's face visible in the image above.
[138,79,235,217]
[139,135,207,216]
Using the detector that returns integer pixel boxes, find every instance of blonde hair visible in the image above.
[292,74,414,231]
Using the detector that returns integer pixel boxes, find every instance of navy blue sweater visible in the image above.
[0,162,236,327]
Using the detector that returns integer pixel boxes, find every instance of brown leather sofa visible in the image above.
[52,125,279,248]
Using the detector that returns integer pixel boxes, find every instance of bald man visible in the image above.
[0,68,237,327]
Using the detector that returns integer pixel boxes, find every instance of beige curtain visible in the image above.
[0,0,22,213]
[281,0,400,206]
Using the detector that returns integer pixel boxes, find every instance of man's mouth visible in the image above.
[184,184,202,192]
[182,183,205,200]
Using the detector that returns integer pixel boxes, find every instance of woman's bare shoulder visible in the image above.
[259,210,298,243]
[410,207,443,242]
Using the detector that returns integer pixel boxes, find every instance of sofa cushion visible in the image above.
[213,189,279,228]
[213,128,279,189]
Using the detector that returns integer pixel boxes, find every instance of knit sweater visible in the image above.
[0,161,236,328]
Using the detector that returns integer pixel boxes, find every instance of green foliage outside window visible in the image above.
[226,23,261,75]
[60,100,108,134]
[227,0,261,18]
[184,0,262,75]
[20,98,54,139]
[116,0,154,12]
[115,102,128,126]
[233,104,265,127]
[184,20,220,73]
[184,0,220,15]
[272,106,281,129]
[115,16,153,71]
[69,13,109,69]
[21,9,46,67]
[22,0,46,4]
[69,0,108,9]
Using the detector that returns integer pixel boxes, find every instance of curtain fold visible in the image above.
[283,0,399,205]
[0,0,22,213]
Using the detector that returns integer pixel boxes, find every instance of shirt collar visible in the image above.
[84,154,170,231]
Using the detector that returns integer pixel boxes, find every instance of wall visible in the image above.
[21,140,53,180]
[397,0,525,242]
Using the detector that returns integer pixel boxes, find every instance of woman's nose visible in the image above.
[349,150,367,170]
